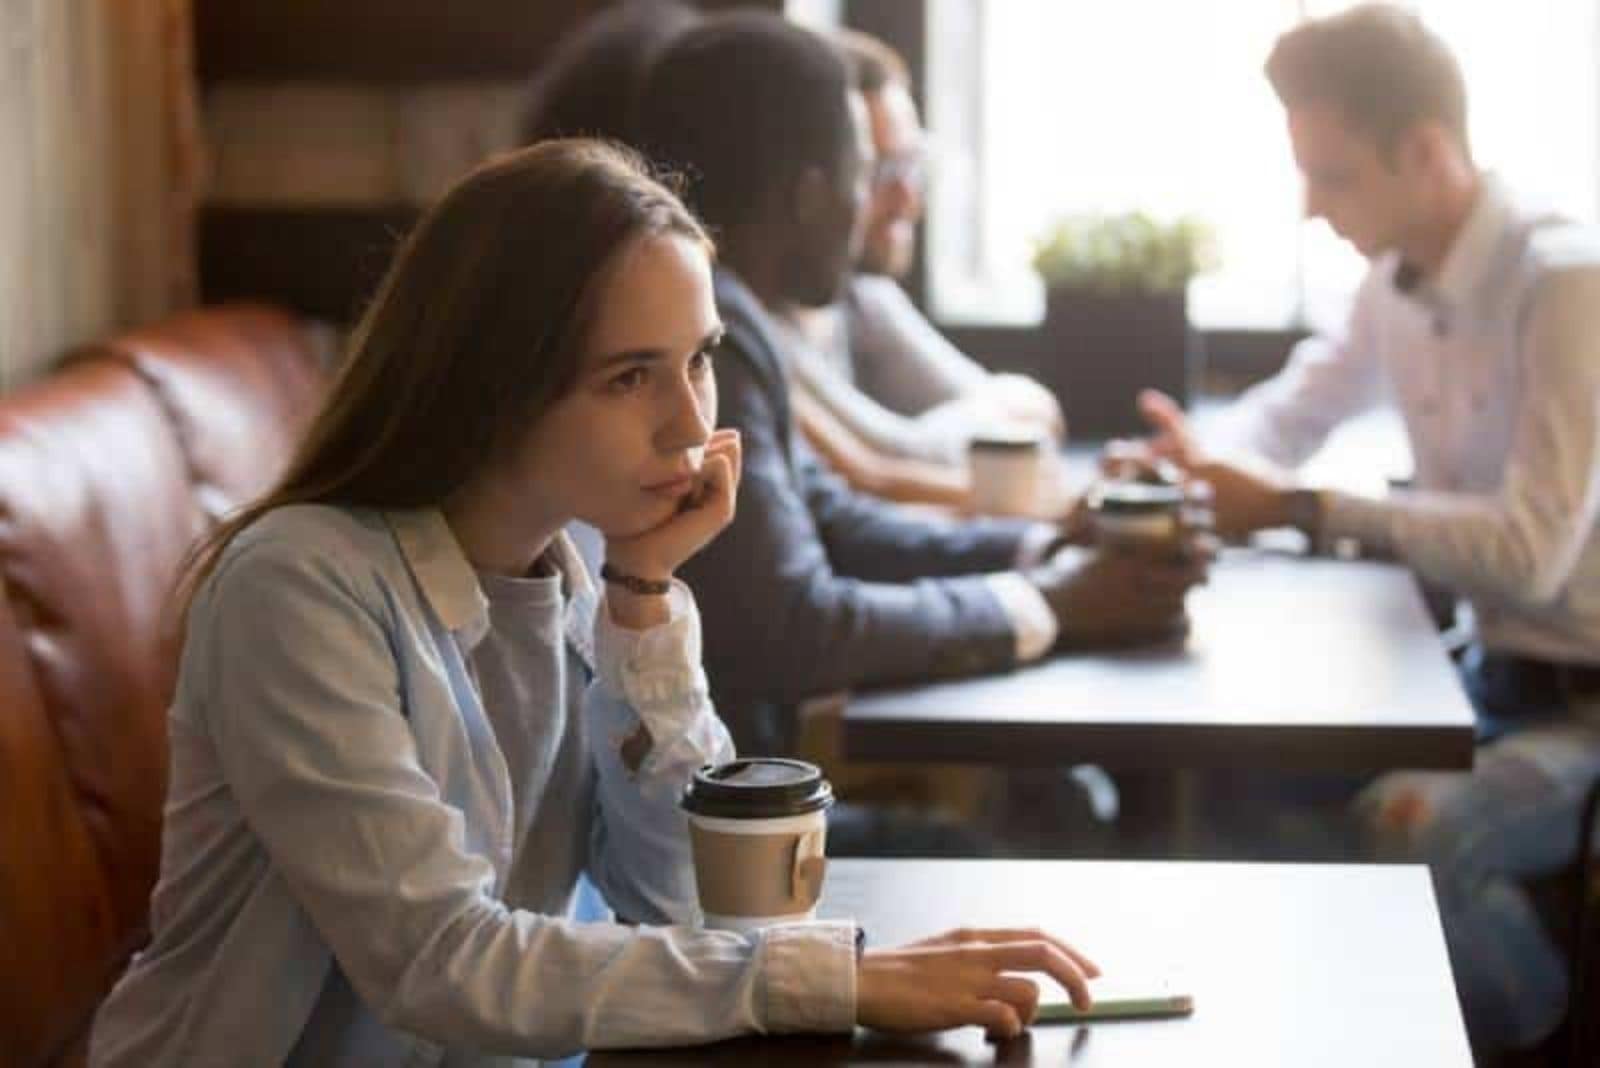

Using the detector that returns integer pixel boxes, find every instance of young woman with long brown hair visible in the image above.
[88,140,1097,1066]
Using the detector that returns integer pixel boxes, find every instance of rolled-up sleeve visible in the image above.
[586,580,730,925]
[586,581,855,1032]
[201,542,855,1057]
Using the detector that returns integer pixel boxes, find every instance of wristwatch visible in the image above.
[1284,488,1325,542]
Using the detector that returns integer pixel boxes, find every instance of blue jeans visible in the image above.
[1358,644,1600,1054]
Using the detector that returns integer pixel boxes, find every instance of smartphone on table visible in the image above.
[1035,974,1194,1024]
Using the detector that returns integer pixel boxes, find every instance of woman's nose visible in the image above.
[660,375,713,451]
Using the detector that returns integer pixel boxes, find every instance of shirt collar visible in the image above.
[545,531,595,603]
[1397,173,1513,323]
[383,508,593,653]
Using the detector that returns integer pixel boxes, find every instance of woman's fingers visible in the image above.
[705,427,740,465]
[968,998,1024,1040]
[983,975,1042,1028]
[940,928,1101,980]
[1021,931,1100,980]
[858,928,1101,1039]
[704,429,742,495]
[979,941,1093,1009]
[718,430,742,490]
[698,453,736,524]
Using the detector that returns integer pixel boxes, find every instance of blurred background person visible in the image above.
[1129,6,1600,1057]
[772,30,1071,516]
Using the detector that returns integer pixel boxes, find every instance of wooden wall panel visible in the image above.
[199,205,420,323]
[195,0,599,85]
[193,0,787,321]
[196,0,784,84]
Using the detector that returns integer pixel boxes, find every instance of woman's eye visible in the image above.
[689,347,716,375]
[609,367,649,393]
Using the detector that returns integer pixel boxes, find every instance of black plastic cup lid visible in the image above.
[681,758,834,819]
[1091,480,1184,515]
[969,429,1044,452]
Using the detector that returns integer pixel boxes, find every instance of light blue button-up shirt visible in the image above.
[88,505,855,1067]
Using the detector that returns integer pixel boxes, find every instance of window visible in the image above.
[925,0,1600,331]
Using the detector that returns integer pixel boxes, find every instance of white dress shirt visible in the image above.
[1215,176,1600,664]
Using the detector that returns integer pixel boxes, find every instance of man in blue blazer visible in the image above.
[636,14,1206,755]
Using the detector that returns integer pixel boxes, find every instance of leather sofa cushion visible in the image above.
[0,584,119,1067]
[80,302,328,521]
[0,359,206,1064]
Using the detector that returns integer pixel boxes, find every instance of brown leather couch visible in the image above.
[0,305,326,1067]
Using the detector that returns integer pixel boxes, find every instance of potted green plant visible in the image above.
[1031,212,1216,437]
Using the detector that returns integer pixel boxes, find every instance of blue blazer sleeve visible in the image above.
[678,280,1021,746]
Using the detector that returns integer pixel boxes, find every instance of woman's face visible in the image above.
[514,232,722,539]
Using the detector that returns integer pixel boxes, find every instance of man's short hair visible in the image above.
[517,0,700,147]
[634,12,856,232]
[1266,4,1469,157]
[837,28,909,95]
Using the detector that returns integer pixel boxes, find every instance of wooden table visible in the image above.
[590,858,1472,1066]
[844,550,1476,773]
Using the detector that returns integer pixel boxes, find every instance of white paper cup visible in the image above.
[681,759,833,934]
[969,432,1046,515]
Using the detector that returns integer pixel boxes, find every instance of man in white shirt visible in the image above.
[1135,6,1600,1057]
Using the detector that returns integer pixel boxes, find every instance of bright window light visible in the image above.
[926,0,1599,331]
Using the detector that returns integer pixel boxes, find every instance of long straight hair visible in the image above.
[179,139,710,613]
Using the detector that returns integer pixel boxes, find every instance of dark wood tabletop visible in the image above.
[589,858,1472,1067]
[844,550,1476,772]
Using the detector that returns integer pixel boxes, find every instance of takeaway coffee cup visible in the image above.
[969,429,1047,515]
[1089,478,1197,644]
[681,759,834,934]
[1089,478,1187,552]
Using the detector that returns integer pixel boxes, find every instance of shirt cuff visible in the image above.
[985,572,1059,662]
[1321,489,1396,556]
[758,921,857,1033]
[1014,521,1063,569]
[595,579,710,713]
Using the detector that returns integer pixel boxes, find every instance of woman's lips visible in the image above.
[642,474,696,499]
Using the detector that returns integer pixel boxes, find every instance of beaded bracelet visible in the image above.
[599,562,672,596]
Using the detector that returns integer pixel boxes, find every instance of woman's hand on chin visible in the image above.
[605,428,742,585]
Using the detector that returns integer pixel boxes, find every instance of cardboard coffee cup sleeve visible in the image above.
[681,758,834,928]
[791,829,827,904]
[689,824,827,918]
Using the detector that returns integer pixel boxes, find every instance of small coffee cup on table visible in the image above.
[680,758,834,935]
[1088,478,1198,643]
[1088,479,1187,552]
[969,429,1048,516]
